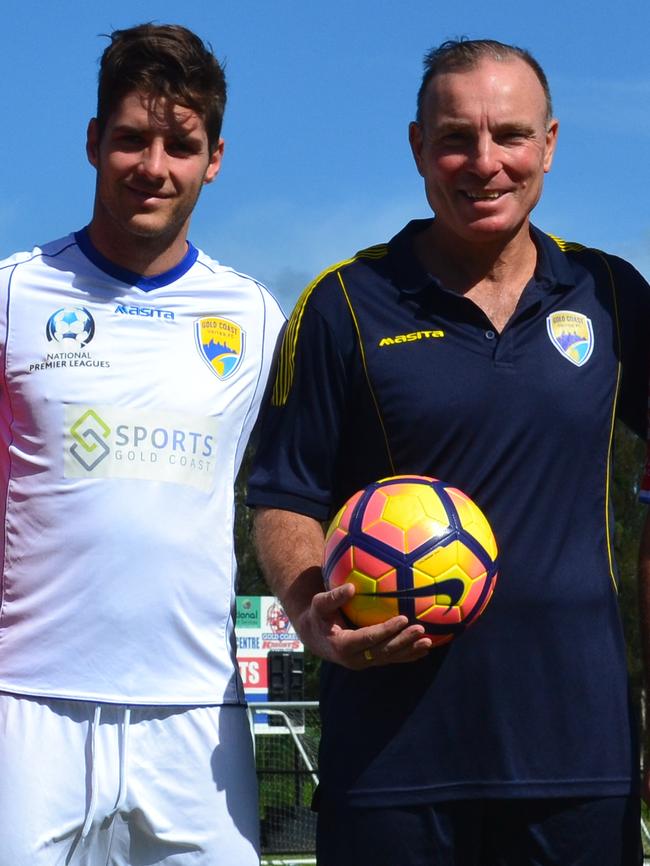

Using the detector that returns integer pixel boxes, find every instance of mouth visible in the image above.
[461,190,506,202]
[126,185,171,203]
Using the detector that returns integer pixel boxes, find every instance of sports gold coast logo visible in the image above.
[69,409,111,470]
[195,317,245,380]
[546,310,594,367]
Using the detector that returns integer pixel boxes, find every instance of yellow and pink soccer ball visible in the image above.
[323,475,498,646]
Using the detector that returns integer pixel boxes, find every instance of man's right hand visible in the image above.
[299,581,434,669]
[253,507,434,670]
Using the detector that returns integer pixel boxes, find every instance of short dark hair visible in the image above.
[416,38,553,124]
[96,23,227,151]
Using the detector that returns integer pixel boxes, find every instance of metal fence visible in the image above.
[248,701,319,861]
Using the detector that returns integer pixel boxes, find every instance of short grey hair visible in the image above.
[415,38,553,124]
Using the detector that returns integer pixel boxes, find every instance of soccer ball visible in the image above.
[323,475,498,646]
[46,306,95,347]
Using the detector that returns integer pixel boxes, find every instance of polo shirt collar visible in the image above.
[531,227,577,291]
[387,219,577,298]
[387,219,438,296]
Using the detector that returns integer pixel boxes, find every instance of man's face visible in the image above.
[409,57,558,246]
[86,91,223,250]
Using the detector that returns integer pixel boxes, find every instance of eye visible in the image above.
[167,138,203,157]
[436,131,472,148]
[114,133,145,150]
[496,129,532,145]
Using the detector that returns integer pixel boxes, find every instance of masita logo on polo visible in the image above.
[378,329,444,347]
[63,406,219,492]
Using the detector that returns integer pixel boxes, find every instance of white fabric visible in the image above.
[0,235,285,704]
[0,693,259,866]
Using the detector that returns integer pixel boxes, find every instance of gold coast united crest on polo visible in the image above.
[546,310,594,367]
[195,316,245,380]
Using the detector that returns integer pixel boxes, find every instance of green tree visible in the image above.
[235,447,267,596]
[612,421,646,711]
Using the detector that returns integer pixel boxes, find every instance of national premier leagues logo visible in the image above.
[195,317,245,380]
[46,306,96,347]
[546,310,594,367]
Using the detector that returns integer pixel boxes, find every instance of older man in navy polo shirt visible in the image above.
[248,39,650,866]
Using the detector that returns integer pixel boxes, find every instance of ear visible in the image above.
[543,119,559,173]
[409,121,425,177]
[86,118,100,169]
[204,138,225,185]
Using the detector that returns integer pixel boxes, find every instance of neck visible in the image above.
[86,217,190,277]
[416,220,537,295]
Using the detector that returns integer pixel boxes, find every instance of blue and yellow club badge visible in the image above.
[546,310,594,367]
[195,316,245,380]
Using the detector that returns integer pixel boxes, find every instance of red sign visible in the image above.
[238,656,268,689]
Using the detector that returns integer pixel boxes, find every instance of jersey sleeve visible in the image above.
[0,264,10,353]
[0,253,29,350]
[233,284,286,474]
[246,272,356,520]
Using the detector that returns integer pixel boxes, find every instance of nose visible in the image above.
[469,133,501,178]
[137,138,166,180]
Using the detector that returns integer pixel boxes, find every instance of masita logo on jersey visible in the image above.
[46,306,95,347]
[115,303,175,320]
[195,316,245,380]
[546,310,594,367]
[64,406,219,492]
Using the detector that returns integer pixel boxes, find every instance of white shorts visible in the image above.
[0,693,259,865]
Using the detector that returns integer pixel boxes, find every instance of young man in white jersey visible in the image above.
[0,23,284,866]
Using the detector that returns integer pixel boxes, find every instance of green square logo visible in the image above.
[236,596,261,629]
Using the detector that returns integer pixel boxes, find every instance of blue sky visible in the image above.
[1,0,648,311]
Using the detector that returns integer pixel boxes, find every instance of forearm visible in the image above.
[252,506,326,636]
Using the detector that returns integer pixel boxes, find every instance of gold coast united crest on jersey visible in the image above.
[195,316,245,380]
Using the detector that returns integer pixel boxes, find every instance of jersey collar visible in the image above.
[74,227,199,291]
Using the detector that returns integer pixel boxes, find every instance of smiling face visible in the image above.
[86,90,223,270]
[409,57,558,250]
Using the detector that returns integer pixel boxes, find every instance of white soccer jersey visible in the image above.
[0,230,285,704]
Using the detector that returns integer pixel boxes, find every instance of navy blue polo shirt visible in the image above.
[248,220,650,806]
